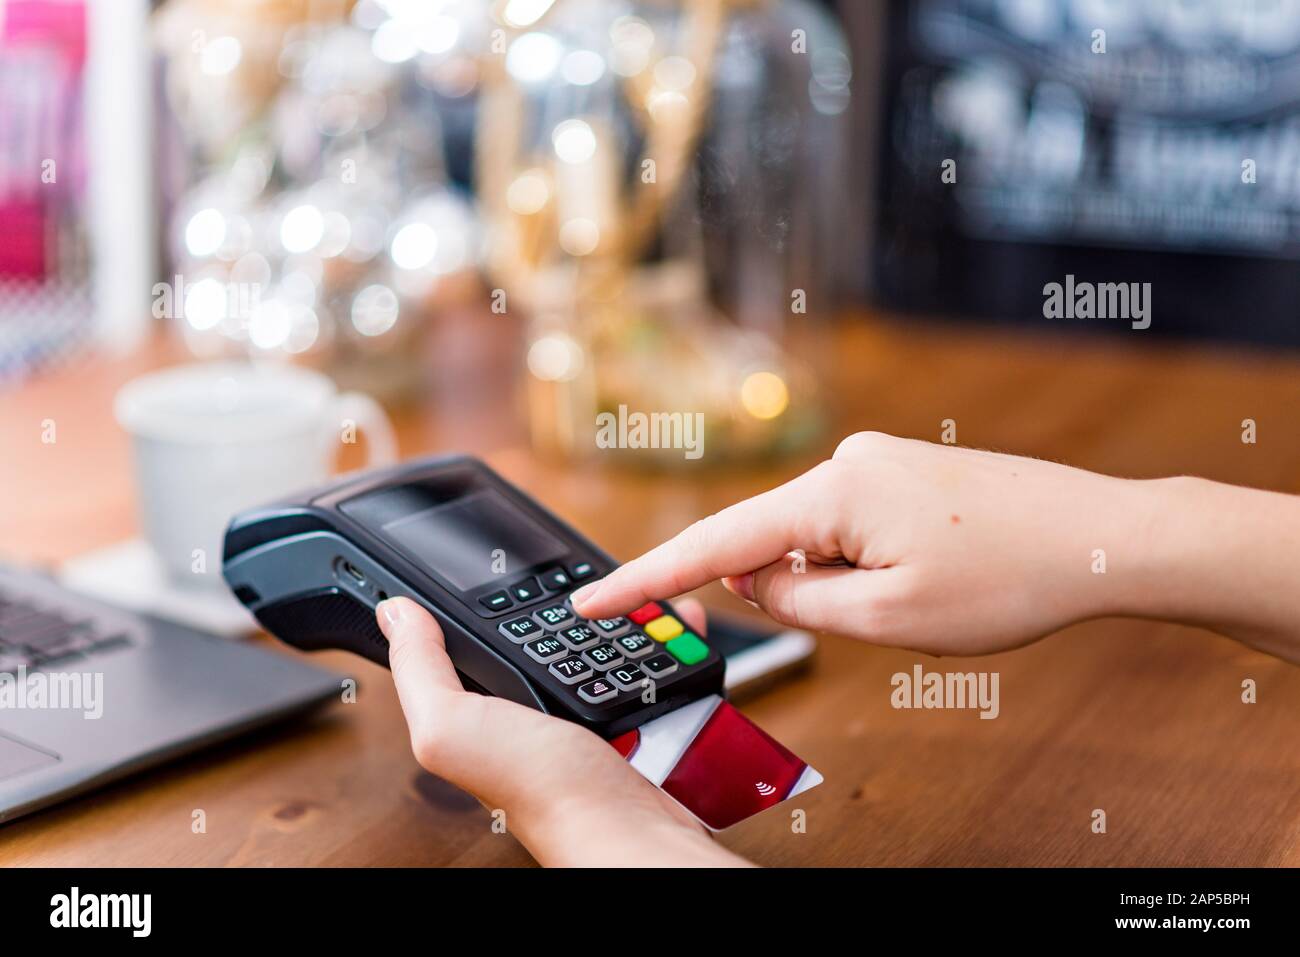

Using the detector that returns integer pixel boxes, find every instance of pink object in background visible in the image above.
[0,0,88,281]
[0,200,45,276]
[2,0,87,59]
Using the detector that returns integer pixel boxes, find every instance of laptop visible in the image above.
[0,565,340,826]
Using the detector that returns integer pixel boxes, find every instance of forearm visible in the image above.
[1116,476,1300,661]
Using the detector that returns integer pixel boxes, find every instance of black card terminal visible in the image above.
[222,455,725,738]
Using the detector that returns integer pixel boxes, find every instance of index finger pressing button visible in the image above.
[591,617,630,639]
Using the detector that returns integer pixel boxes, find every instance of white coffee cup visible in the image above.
[114,361,397,587]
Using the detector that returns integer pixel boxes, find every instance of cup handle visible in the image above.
[331,391,399,469]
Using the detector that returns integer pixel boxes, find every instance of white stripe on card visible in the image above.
[626,694,722,786]
[789,764,824,798]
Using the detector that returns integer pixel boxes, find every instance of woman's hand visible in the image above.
[376,596,749,867]
[573,431,1300,661]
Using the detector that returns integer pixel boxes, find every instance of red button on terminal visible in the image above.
[629,602,663,625]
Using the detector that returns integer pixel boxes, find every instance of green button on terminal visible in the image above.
[665,632,709,665]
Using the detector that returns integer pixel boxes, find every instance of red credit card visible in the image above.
[610,695,822,831]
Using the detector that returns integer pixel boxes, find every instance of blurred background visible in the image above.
[2,0,1298,468]
[4,0,1300,868]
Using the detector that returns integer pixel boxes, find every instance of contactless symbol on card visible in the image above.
[610,694,822,831]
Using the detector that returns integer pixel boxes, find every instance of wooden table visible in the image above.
[2,313,1299,866]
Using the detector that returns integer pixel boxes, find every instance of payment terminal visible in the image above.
[222,456,725,738]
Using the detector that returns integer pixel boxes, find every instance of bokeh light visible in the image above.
[390,222,439,270]
[558,218,599,256]
[351,284,401,336]
[552,119,596,163]
[182,277,228,330]
[502,0,557,29]
[562,49,606,86]
[184,208,226,257]
[248,299,293,350]
[199,36,242,76]
[740,371,789,420]
[280,204,325,254]
[507,169,550,215]
[506,32,562,84]
[527,333,585,381]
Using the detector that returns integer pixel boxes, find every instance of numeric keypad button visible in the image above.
[590,617,630,639]
[499,616,541,643]
[614,631,653,658]
[582,643,624,670]
[523,635,568,664]
[533,604,575,630]
[557,625,598,650]
[641,653,678,679]
[548,656,593,685]
[607,664,647,691]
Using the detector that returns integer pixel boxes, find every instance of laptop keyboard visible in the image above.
[0,590,132,673]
